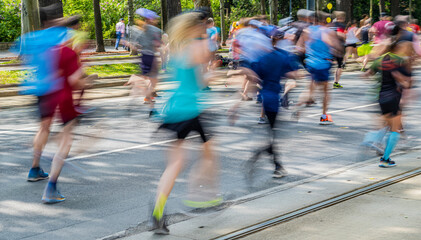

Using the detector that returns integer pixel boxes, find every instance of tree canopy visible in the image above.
[1,0,420,42]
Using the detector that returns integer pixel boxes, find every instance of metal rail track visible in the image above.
[213,167,421,240]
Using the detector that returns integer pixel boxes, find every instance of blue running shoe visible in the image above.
[379,158,396,168]
[42,183,65,204]
[27,167,49,182]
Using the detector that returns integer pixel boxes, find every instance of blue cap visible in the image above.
[135,8,159,20]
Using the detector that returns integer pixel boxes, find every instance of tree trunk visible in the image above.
[93,0,105,52]
[194,0,213,17]
[336,0,353,23]
[219,0,226,46]
[127,0,134,27]
[161,0,182,31]
[21,0,41,34]
[269,0,278,25]
[38,0,63,17]
[127,0,136,55]
[390,0,399,17]
[378,0,386,15]
[260,0,266,15]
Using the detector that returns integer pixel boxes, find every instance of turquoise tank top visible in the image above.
[161,55,204,123]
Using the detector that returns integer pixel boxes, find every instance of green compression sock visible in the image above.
[152,194,168,221]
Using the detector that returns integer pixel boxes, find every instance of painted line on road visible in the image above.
[305,103,377,118]
[0,125,39,135]
[67,135,200,162]
[0,102,377,135]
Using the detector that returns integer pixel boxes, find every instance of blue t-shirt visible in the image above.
[251,48,299,112]
[11,27,69,96]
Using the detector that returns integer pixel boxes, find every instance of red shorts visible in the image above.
[37,89,79,124]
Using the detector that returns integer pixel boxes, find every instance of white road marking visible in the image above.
[0,126,39,135]
[67,135,200,162]
[305,103,377,118]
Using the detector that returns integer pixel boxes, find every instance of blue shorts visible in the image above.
[308,67,330,82]
[261,90,280,113]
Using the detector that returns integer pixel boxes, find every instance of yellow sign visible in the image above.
[326,17,332,23]
[327,3,333,10]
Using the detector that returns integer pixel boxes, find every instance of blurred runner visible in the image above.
[343,20,360,67]
[160,33,169,72]
[232,18,273,124]
[296,11,342,124]
[127,8,162,116]
[206,18,219,71]
[149,11,219,235]
[245,47,300,178]
[13,6,85,203]
[291,9,313,68]
[408,19,420,34]
[363,22,412,168]
[330,11,346,89]
[371,13,393,44]
[357,18,373,71]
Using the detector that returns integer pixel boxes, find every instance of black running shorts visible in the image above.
[379,96,401,116]
[159,116,209,142]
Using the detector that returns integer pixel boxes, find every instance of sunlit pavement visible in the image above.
[1,69,421,239]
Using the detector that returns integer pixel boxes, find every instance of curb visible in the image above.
[0,56,137,68]
[0,76,131,91]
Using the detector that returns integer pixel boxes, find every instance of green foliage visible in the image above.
[84,63,139,77]
[2,0,419,43]
[63,0,95,38]
[0,0,21,42]
[0,69,28,85]
[0,63,140,84]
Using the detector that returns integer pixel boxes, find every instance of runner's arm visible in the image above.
[295,30,308,54]
[391,71,411,89]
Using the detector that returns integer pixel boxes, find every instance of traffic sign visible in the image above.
[327,3,333,10]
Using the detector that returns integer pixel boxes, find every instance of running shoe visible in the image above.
[333,82,343,89]
[144,97,156,104]
[273,167,288,178]
[258,117,268,124]
[42,183,65,204]
[149,215,169,235]
[379,158,396,168]
[183,197,223,209]
[319,115,333,125]
[202,86,211,91]
[27,167,49,182]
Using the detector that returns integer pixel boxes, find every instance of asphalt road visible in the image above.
[1,69,421,240]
